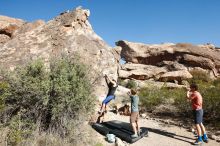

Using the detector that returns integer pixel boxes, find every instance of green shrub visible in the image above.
[196,81,220,129]
[139,87,187,111]
[213,77,220,87]
[48,58,95,129]
[139,87,168,111]
[0,57,95,144]
[187,71,220,121]
[171,88,191,113]
[185,77,220,120]
[0,81,9,111]
[118,79,138,89]
[126,80,137,89]
[7,114,36,145]
[198,83,220,117]
[118,78,127,87]
[189,69,211,83]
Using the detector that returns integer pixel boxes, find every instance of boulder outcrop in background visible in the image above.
[116,40,220,84]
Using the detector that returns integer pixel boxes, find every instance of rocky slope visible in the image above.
[116,40,220,84]
[0,7,118,96]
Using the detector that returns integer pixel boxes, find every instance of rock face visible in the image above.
[119,63,167,80]
[115,85,130,99]
[116,40,220,83]
[159,70,193,83]
[0,7,118,96]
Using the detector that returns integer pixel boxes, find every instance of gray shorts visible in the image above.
[193,109,203,124]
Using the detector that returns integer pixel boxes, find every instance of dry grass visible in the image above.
[0,120,100,146]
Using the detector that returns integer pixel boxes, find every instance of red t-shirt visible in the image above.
[190,91,203,110]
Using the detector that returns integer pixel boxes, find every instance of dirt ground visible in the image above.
[93,111,220,146]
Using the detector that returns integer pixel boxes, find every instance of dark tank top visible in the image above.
[107,83,118,96]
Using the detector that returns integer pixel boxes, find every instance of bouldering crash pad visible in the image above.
[92,120,148,143]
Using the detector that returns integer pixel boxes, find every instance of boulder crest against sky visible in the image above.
[0,7,118,97]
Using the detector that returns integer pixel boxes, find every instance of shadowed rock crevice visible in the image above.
[0,27,14,37]
[136,52,176,65]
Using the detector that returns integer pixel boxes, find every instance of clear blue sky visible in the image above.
[0,0,220,47]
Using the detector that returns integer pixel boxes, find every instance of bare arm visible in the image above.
[186,90,190,99]
[105,75,116,85]
[186,90,196,101]
[185,87,191,99]
[127,90,131,96]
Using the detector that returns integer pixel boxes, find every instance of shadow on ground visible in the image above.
[147,128,194,145]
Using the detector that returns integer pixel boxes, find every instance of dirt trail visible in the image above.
[96,112,219,146]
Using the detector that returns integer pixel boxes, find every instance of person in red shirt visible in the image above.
[186,83,208,145]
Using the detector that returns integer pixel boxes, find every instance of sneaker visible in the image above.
[194,139,203,145]
[131,134,138,138]
[202,137,208,143]
[202,134,208,143]
[203,139,208,143]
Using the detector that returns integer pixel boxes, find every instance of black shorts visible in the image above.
[193,109,203,124]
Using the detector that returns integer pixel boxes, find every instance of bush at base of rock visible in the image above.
[0,57,95,145]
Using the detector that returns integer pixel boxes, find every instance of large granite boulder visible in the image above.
[0,7,118,97]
